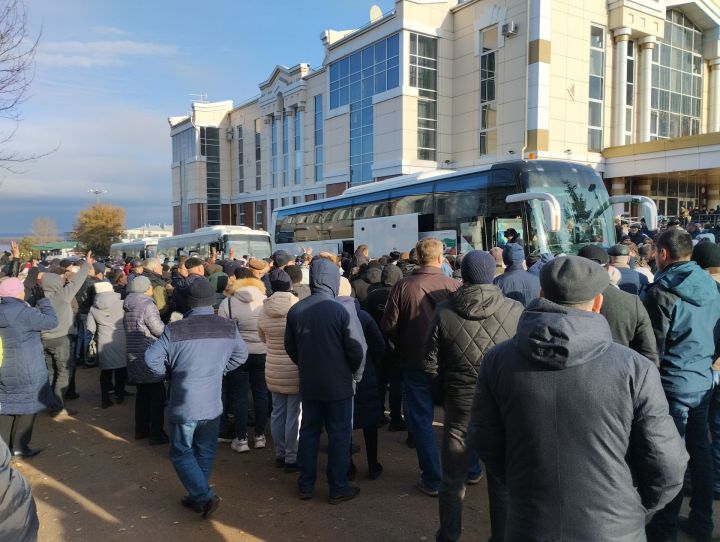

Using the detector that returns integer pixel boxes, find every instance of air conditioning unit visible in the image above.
[502,21,518,37]
[226,129,234,141]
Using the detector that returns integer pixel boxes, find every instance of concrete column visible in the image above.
[638,36,656,143]
[612,28,632,147]
[709,59,720,133]
[610,177,626,217]
[286,108,295,187]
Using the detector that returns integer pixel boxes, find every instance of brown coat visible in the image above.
[257,292,299,394]
[380,266,459,370]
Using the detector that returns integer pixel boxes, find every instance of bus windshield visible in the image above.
[522,163,614,255]
[226,234,272,259]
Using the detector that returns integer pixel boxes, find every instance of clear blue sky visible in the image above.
[0,0,394,235]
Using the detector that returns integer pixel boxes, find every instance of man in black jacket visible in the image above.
[468,256,686,541]
[578,245,658,362]
[366,264,405,430]
[284,258,367,504]
[424,251,523,542]
[351,261,382,308]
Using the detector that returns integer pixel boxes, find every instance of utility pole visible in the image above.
[88,188,107,204]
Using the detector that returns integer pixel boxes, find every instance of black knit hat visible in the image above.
[692,242,720,269]
[187,278,216,308]
[540,255,609,304]
[460,250,496,285]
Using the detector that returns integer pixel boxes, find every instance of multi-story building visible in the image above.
[169,0,720,234]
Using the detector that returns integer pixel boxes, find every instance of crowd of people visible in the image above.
[0,220,719,541]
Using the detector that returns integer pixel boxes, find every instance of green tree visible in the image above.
[72,203,125,257]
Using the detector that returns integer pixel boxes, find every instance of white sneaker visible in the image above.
[231,438,249,453]
[254,435,266,449]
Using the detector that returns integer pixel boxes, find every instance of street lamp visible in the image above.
[88,188,107,204]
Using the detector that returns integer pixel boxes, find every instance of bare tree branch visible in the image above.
[0,0,44,167]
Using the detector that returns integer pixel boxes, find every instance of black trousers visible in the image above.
[0,414,36,452]
[135,382,166,438]
[100,368,127,400]
[377,365,403,423]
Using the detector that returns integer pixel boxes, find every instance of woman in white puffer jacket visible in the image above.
[218,277,268,453]
[257,268,301,471]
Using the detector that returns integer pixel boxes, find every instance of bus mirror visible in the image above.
[505,192,562,233]
[608,195,658,231]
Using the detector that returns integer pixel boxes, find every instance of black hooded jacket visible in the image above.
[365,264,403,324]
[467,298,687,541]
[350,265,382,308]
[424,284,522,416]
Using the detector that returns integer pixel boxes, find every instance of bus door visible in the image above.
[457,218,487,252]
[491,217,524,248]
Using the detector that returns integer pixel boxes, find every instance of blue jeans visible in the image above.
[404,369,441,491]
[169,416,220,507]
[271,392,301,463]
[228,353,268,439]
[297,397,352,497]
[648,389,714,538]
[711,386,720,493]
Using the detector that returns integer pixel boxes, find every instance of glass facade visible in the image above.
[172,128,195,162]
[651,10,702,139]
[410,33,438,161]
[200,127,221,225]
[329,33,400,185]
[480,26,498,156]
[588,25,605,151]
[294,109,302,184]
[237,125,244,193]
[314,94,323,182]
[328,33,400,110]
[255,119,262,191]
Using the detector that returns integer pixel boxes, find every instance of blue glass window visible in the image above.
[329,33,400,110]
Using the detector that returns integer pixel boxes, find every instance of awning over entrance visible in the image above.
[603,133,720,219]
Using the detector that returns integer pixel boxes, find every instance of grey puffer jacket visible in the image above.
[0,438,38,542]
[40,263,89,340]
[123,293,164,384]
[424,284,522,415]
[467,298,687,542]
[87,292,127,370]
